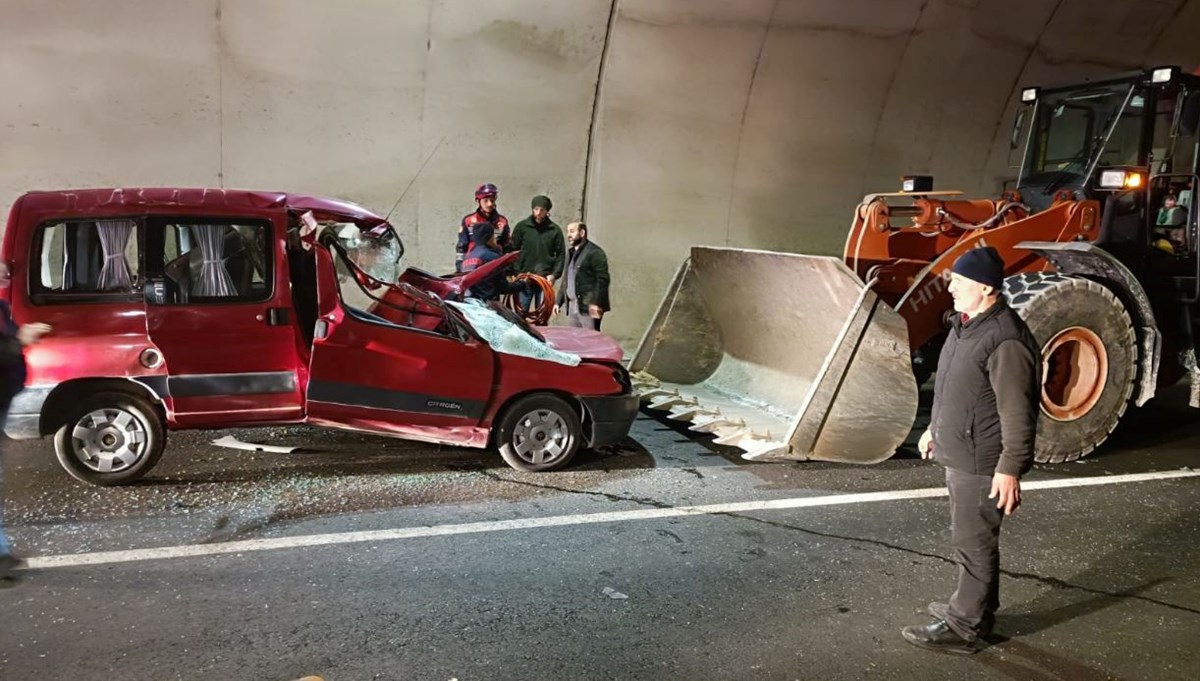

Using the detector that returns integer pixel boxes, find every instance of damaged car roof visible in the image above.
[13,187,388,226]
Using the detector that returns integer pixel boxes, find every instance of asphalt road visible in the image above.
[1,389,1198,681]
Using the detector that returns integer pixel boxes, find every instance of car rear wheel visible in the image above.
[496,393,583,472]
[53,392,166,486]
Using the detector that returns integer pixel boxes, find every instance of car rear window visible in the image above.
[33,219,141,300]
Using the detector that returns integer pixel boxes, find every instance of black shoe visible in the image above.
[928,601,994,636]
[901,620,977,655]
[0,553,26,572]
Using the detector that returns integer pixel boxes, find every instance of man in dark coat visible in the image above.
[554,222,610,331]
[0,263,52,586]
[511,195,565,316]
[902,246,1040,654]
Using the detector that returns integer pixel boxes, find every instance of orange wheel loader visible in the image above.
[632,66,1200,465]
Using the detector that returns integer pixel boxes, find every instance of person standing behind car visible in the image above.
[902,246,1039,655]
[554,222,610,331]
[511,195,565,316]
[0,262,52,587]
[456,183,510,271]
[461,222,527,303]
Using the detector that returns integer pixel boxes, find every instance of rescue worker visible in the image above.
[0,263,52,587]
[902,246,1039,654]
[461,222,527,302]
[456,183,510,271]
[554,222,610,331]
[510,195,565,315]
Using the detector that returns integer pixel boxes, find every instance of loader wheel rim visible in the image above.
[1041,327,1107,422]
[511,408,569,466]
[70,407,149,474]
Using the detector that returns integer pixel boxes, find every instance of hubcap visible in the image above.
[1041,327,1108,421]
[511,408,569,466]
[71,407,149,473]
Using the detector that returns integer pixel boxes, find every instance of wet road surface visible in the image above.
[1,389,1198,680]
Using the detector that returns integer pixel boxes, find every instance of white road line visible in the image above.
[23,469,1199,570]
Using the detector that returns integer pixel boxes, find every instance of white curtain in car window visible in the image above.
[95,219,136,291]
[190,224,237,297]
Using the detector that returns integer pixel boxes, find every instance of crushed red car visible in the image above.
[1,188,637,485]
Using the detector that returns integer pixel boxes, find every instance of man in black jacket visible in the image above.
[902,246,1039,654]
[554,222,610,331]
[1,263,52,586]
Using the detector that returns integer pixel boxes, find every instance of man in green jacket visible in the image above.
[511,195,565,316]
[554,221,610,331]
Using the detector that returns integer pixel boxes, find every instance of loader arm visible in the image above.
[843,190,1102,351]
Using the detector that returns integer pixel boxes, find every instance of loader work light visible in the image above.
[1021,87,1038,103]
[1151,67,1176,84]
[901,175,933,192]
[1098,169,1145,190]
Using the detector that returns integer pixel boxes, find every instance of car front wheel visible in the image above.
[495,393,583,472]
[53,392,166,486]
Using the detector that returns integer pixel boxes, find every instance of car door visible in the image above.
[143,214,306,427]
[303,247,495,445]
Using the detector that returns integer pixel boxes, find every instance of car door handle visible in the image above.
[265,307,290,326]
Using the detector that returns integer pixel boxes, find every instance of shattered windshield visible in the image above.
[448,299,578,366]
[1020,83,1137,191]
[331,223,403,284]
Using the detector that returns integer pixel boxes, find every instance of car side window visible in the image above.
[153,220,271,304]
[33,219,141,301]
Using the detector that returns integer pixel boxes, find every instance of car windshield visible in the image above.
[331,222,403,284]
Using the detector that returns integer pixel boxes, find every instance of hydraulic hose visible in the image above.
[936,201,1029,231]
[504,273,556,326]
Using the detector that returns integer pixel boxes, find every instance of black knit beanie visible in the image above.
[951,246,1005,289]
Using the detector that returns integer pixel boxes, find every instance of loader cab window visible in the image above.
[1020,83,1137,210]
[1154,88,1200,176]
[1148,88,1200,263]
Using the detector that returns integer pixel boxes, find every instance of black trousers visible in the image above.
[944,466,1004,641]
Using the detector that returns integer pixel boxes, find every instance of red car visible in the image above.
[1,188,636,485]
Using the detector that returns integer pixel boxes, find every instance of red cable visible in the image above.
[504,274,555,326]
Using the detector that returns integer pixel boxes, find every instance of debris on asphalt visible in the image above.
[212,435,299,454]
[602,587,628,600]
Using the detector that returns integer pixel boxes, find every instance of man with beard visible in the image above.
[554,221,610,331]
[511,195,565,317]
[456,183,510,272]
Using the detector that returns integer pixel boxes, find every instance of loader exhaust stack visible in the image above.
[630,247,919,463]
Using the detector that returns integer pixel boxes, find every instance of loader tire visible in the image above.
[1004,272,1137,463]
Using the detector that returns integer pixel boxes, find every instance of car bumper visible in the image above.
[580,392,639,448]
[3,386,51,440]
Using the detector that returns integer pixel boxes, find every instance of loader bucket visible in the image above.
[630,247,918,464]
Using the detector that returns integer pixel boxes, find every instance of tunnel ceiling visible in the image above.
[3,0,1198,342]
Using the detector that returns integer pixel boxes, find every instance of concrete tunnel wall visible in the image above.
[4,0,1200,347]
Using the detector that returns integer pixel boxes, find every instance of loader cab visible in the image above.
[1016,67,1200,301]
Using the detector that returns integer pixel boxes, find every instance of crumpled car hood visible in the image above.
[538,327,624,363]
